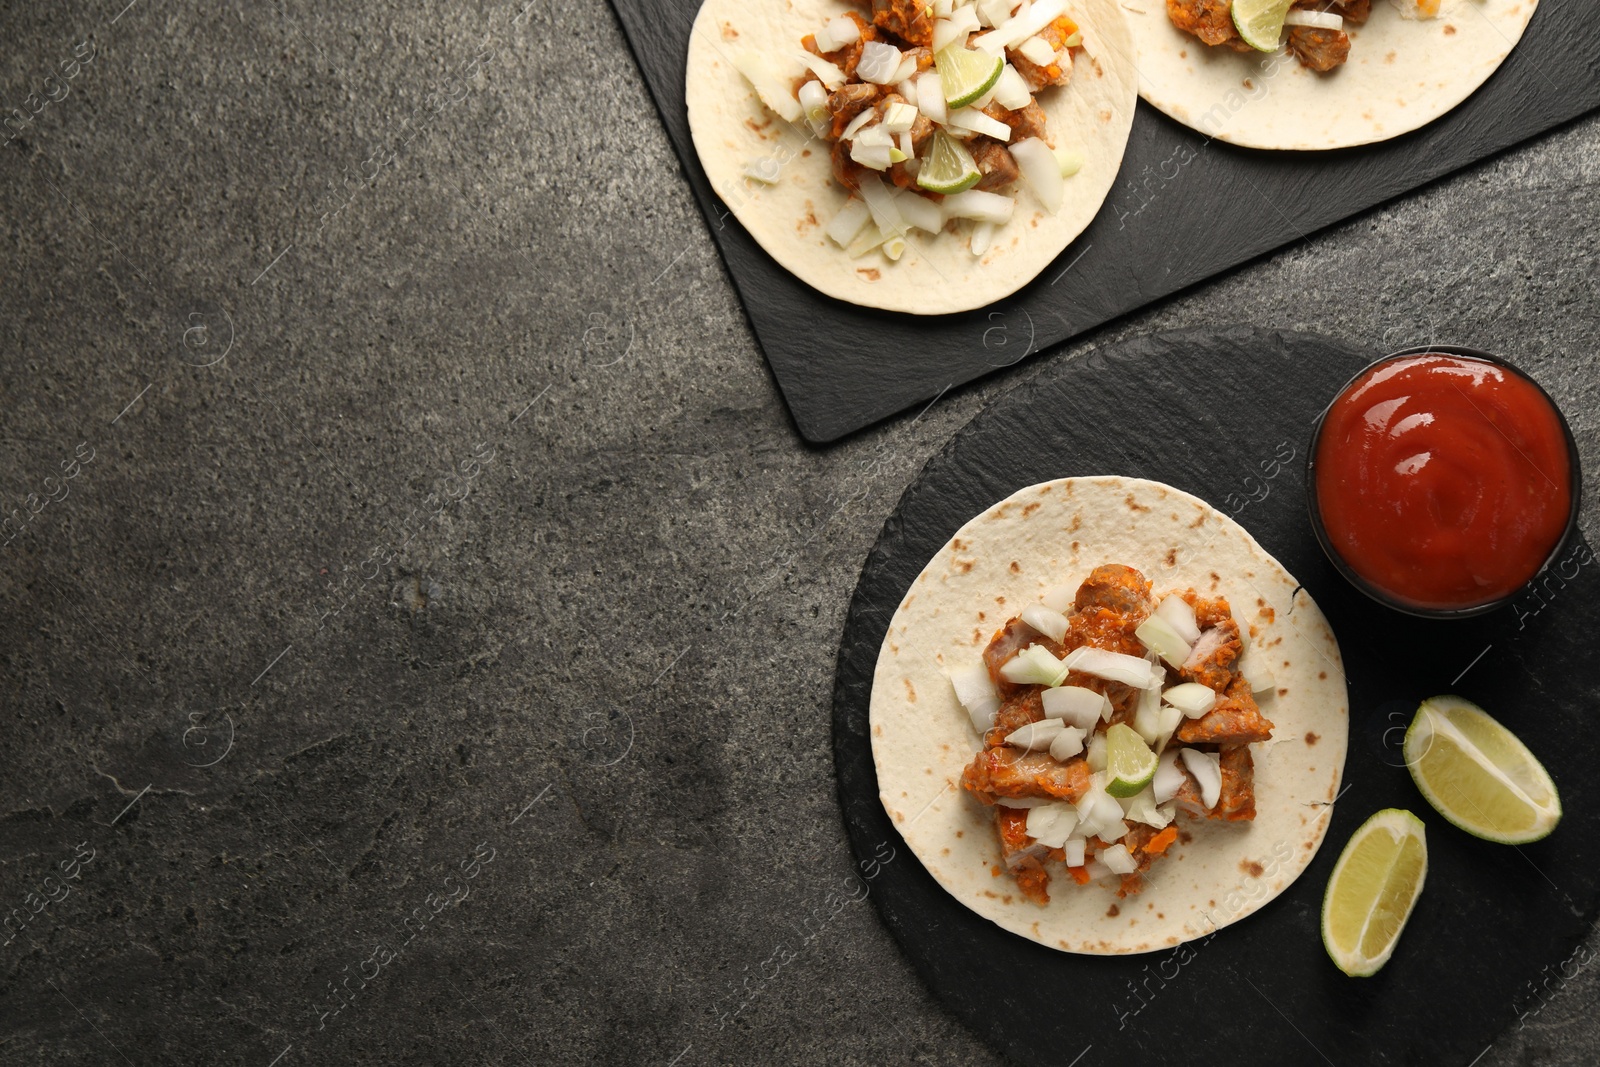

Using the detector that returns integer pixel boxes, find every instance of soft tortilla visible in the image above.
[685,0,1137,313]
[869,476,1348,954]
[1128,0,1539,150]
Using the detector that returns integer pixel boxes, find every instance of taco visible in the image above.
[685,0,1137,313]
[1126,0,1539,149]
[869,476,1348,953]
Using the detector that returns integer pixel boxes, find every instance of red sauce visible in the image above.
[1313,354,1573,611]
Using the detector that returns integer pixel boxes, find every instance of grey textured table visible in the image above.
[1,1,1595,1065]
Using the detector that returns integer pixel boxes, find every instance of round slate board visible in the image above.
[832,327,1599,1066]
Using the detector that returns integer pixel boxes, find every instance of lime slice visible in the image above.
[1403,695,1561,844]
[1104,723,1158,798]
[934,45,1004,109]
[1230,0,1294,51]
[1321,808,1427,977]
[916,131,982,195]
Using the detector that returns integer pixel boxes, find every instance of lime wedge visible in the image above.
[1230,0,1294,51]
[1403,695,1561,844]
[1104,723,1158,798]
[1321,808,1427,977]
[934,45,1004,109]
[916,131,982,194]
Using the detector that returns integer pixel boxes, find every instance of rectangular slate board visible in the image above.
[611,0,1600,443]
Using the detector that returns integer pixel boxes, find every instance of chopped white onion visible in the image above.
[931,18,965,52]
[1020,604,1069,643]
[1063,836,1086,867]
[1084,858,1113,881]
[969,220,994,256]
[1132,683,1163,746]
[850,141,894,170]
[1099,843,1137,875]
[946,106,1012,141]
[1004,717,1066,751]
[883,101,919,133]
[1062,645,1163,689]
[1155,594,1202,644]
[1053,145,1083,177]
[1163,682,1218,719]
[1284,10,1344,29]
[841,107,878,140]
[1155,704,1183,753]
[976,0,1015,27]
[1041,685,1107,731]
[1008,137,1062,214]
[897,78,919,107]
[1086,730,1107,773]
[1240,654,1276,695]
[991,65,1032,110]
[947,660,1001,731]
[892,55,920,83]
[855,124,894,149]
[1017,34,1058,66]
[1040,583,1075,613]
[942,188,1015,225]
[897,130,916,161]
[1049,725,1086,761]
[933,0,955,16]
[794,51,847,90]
[1151,749,1185,804]
[1119,788,1172,829]
[996,795,1051,808]
[814,16,861,52]
[845,223,889,258]
[999,644,1069,687]
[856,174,908,236]
[857,41,904,84]
[731,51,802,123]
[892,189,942,233]
[882,235,906,260]
[974,0,1067,53]
[1135,615,1193,670]
[915,71,947,123]
[1025,802,1079,848]
[1180,748,1222,810]
[798,80,831,137]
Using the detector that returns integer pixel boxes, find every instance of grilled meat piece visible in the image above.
[983,615,1066,699]
[1075,563,1154,617]
[998,806,1053,904]
[871,0,934,46]
[1286,25,1350,71]
[1174,675,1274,745]
[827,82,885,139]
[972,138,1020,191]
[985,688,1046,748]
[961,747,1092,803]
[990,98,1050,144]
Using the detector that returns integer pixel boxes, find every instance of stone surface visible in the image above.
[0,0,1595,1064]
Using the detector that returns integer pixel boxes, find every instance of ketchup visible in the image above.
[1313,353,1573,611]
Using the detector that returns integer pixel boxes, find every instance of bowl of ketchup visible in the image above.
[1307,345,1581,618]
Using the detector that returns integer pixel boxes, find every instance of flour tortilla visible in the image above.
[685,0,1137,313]
[1128,0,1539,150]
[870,477,1348,954]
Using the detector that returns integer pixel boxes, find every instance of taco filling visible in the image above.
[954,562,1277,903]
[735,0,1092,260]
[1166,0,1444,72]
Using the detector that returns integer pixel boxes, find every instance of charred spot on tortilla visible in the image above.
[1305,731,1320,745]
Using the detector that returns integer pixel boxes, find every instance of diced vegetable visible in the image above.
[882,235,907,261]
[1151,749,1185,804]
[1135,614,1193,670]
[892,55,920,83]
[1061,645,1163,689]
[1132,683,1163,746]
[1063,836,1086,867]
[857,174,908,236]
[1087,731,1107,772]
[1119,787,1172,829]
[858,41,904,84]
[795,51,847,90]
[841,107,878,140]
[1240,653,1276,694]
[915,70,948,123]
[947,660,1001,731]
[996,795,1051,808]
[1039,583,1074,613]
[892,189,942,234]
[1025,802,1079,848]
[798,80,831,137]
[1284,9,1343,28]
[1155,595,1202,644]
[1020,603,1069,643]
[1049,725,1086,761]
[742,158,781,184]
[883,101,919,133]
[1053,145,1084,177]
[1005,717,1066,751]
[999,644,1069,687]
[850,141,894,170]
[973,0,1067,53]
[946,106,1012,141]
[970,220,994,256]
[1099,843,1137,875]
[1163,681,1218,718]
[1180,748,1222,809]
[814,16,861,52]
[942,188,1015,225]
[1154,704,1183,753]
[977,0,1017,28]
[1017,34,1058,66]
[845,223,889,258]
[1041,685,1107,731]
[992,65,1032,110]
[731,51,802,123]
[1009,137,1062,213]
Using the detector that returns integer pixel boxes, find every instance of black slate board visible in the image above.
[610,0,1600,443]
[831,327,1600,1065]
